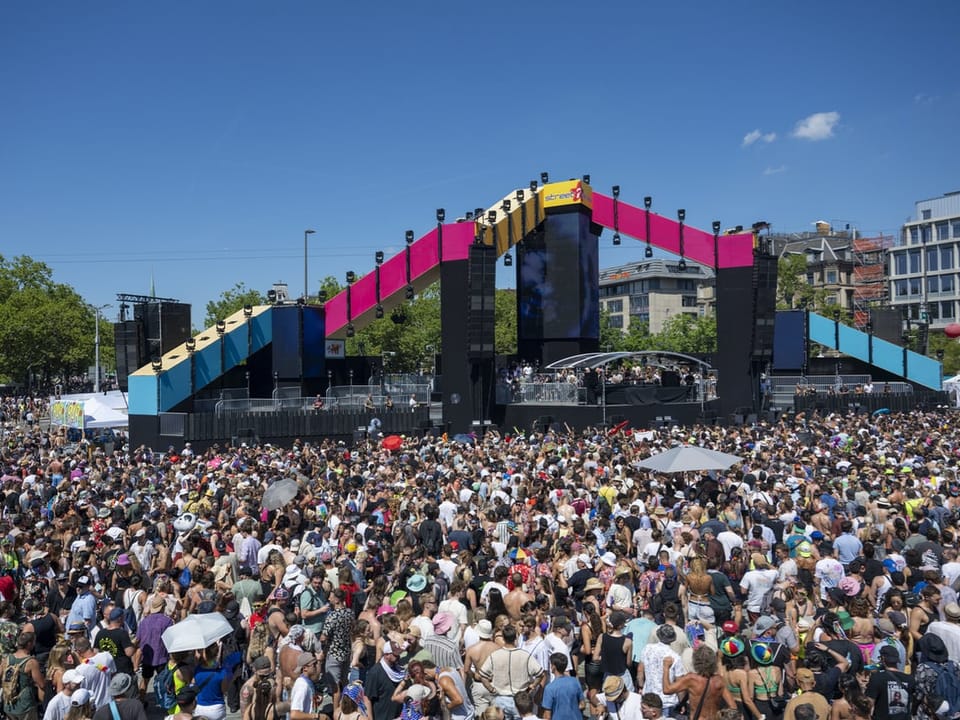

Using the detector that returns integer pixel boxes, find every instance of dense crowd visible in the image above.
[2,398,960,720]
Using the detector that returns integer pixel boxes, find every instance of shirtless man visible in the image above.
[662,646,727,720]
[463,619,499,713]
[504,573,535,621]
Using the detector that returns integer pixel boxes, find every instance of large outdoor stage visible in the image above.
[497,398,720,432]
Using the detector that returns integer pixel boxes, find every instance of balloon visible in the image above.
[945,323,960,338]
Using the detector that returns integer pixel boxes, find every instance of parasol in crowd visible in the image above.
[637,445,743,473]
[161,612,234,653]
[261,478,299,511]
[382,435,403,451]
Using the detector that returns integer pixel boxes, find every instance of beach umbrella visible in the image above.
[873,408,891,416]
[261,478,299,511]
[382,435,403,452]
[161,612,234,653]
[453,433,475,445]
[637,445,743,473]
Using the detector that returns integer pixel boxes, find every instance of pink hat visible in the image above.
[376,605,396,617]
[116,553,131,567]
[432,612,453,636]
[839,576,861,597]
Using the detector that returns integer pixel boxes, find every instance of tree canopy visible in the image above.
[203,282,267,329]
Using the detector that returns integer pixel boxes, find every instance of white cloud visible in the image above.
[763,165,787,176]
[914,93,939,105]
[792,111,840,141]
[742,129,777,147]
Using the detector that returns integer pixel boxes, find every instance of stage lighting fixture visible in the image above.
[678,209,686,222]
[487,210,497,224]
[503,199,511,212]
[215,320,226,335]
[644,196,652,210]
[583,174,590,184]
[540,172,549,184]
[938,349,945,361]
[375,305,384,319]
[405,285,415,300]
[296,297,305,307]
[613,233,621,246]
[317,290,326,302]
[677,259,687,272]
[436,208,445,222]
[516,189,524,202]
[529,180,537,192]
[712,221,721,234]
[243,304,253,317]
[185,338,196,353]
[474,207,484,219]
[346,271,356,284]
[504,252,513,267]
[151,357,162,374]
[405,230,414,244]
[865,321,873,333]
[267,289,277,304]
[645,246,653,258]
[612,185,620,198]
[736,225,744,232]
[375,251,384,265]
[346,324,355,338]
[465,211,474,220]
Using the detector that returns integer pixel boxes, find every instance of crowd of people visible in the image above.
[1,397,960,720]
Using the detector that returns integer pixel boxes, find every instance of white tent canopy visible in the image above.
[81,396,128,428]
[944,374,960,408]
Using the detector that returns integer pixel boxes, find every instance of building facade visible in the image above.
[889,191,960,330]
[599,259,712,334]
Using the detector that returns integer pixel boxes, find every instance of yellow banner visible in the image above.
[51,400,85,429]
[542,180,593,210]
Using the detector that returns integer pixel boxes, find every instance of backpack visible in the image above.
[247,619,274,659]
[930,660,960,719]
[178,564,192,590]
[154,661,187,711]
[123,588,140,636]
[1,655,22,708]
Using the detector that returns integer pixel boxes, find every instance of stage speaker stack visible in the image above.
[113,320,140,392]
[467,244,496,359]
[752,255,778,363]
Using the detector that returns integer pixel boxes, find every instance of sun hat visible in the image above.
[476,619,494,640]
[110,673,134,698]
[836,609,855,631]
[295,652,317,672]
[584,577,605,593]
[389,590,408,606]
[839,577,861,597]
[406,684,431,702]
[406,574,427,593]
[720,637,746,657]
[601,675,626,702]
[377,605,396,617]
[919,633,948,663]
[750,641,775,665]
[62,669,83,686]
[432,612,454,636]
[116,553,131,566]
[71,689,91,706]
[600,551,617,567]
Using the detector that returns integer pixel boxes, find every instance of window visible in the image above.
[910,227,919,245]
[927,248,939,272]
[894,253,907,275]
[894,279,908,297]
[953,220,960,238]
[909,250,921,273]
[909,278,922,295]
[922,225,932,243]
[824,295,837,305]
[605,299,623,313]
[922,209,932,220]
[607,314,623,328]
[806,272,815,285]
[826,270,838,284]
[928,303,940,320]
[943,301,955,319]
[938,222,950,241]
[682,296,698,307]
[928,276,940,294]
[942,274,955,294]
[942,246,954,270]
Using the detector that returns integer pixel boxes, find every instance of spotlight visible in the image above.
[613,233,621,246]
[474,207,484,219]
[735,225,744,232]
[529,180,538,192]
[502,200,511,213]
[267,289,277,304]
[678,209,686,222]
[436,208,445,222]
[346,324,355,338]
[405,230,414,244]
[612,185,620,198]
[242,305,253,317]
[582,174,590,184]
[644,196,652,210]
[296,296,305,307]
[317,290,326,303]
[487,210,497,224]
[151,357,162,374]
[346,271,356,284]
[516,189,524,202]
[375,305,384,319]
[645,246,653,258]
[712,221,721,234]
[465,211,474,220]
[504,252,513,267]
[215,320,226,335]
[185,337,196,353]
[375,251,384,265]
[405,285,415,300]
[678,259,687,272]
[865,321,873,333]
[540,172,549,184]
[937,349,945,361]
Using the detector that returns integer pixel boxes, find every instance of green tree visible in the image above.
[495,289,517,356]
[204,282,267,328]
[0,255,101,387]
[777,253,808,309]
[650,313,717,353]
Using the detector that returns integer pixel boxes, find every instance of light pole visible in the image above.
[92,304,112,393]
[304,229,316,301]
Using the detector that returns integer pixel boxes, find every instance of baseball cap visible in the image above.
[108,607,125,622]
[879,645,900,663]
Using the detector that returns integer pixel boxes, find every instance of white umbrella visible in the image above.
[161,612,234,653]
[637,445,743,473]
[261,478,300,511]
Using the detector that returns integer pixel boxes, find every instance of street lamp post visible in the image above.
[304,229,316,301]
[92,304,112,393]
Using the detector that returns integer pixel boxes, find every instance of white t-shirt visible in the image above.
[289,675,314,714]
[76,652,116,709]
[739,569,778,613]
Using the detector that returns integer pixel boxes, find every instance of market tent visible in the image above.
[81,396,129,428]
[944,374,960,408]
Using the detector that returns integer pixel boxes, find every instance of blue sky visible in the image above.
[2,1,958,327]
